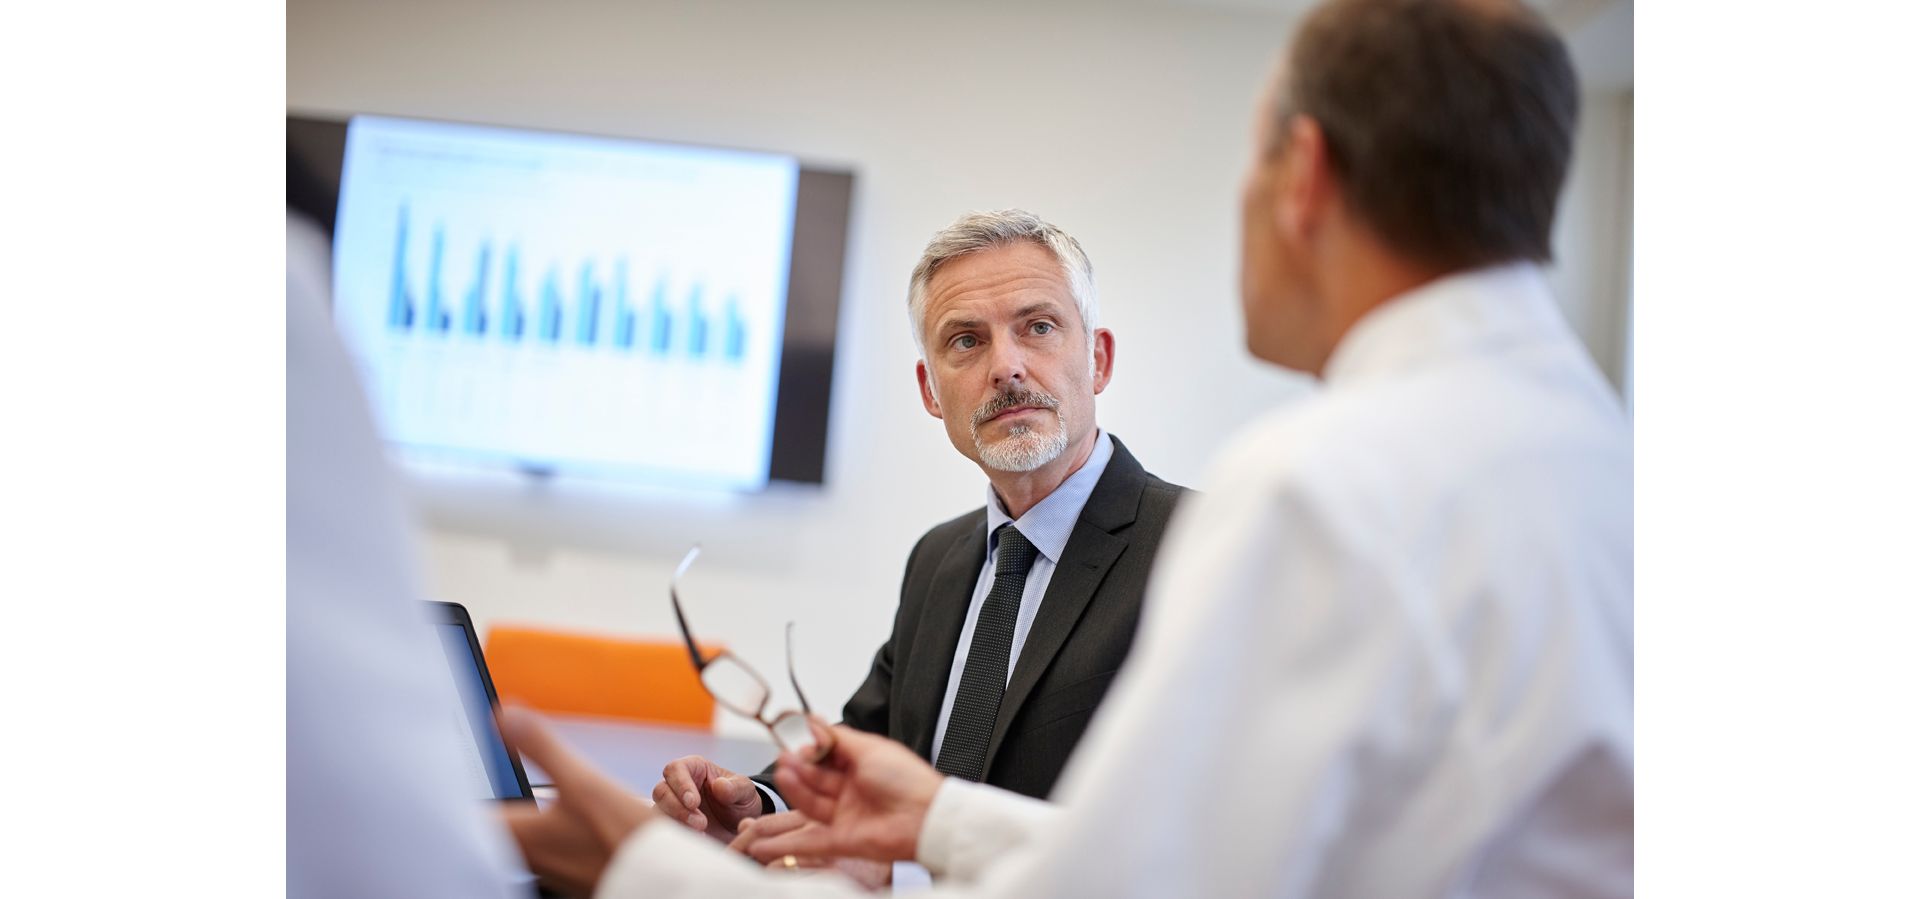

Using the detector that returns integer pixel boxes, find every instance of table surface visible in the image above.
[523,715,782,796]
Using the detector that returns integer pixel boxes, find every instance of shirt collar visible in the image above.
[984,429,1114,564]
[1321,263,1571,388]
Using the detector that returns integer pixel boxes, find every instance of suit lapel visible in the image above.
[902,518,988,758]
[983,439,1149,769]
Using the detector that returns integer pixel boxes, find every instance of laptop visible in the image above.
[426,601,536,802]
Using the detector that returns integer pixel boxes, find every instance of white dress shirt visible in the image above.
[600,263,1633,898]
[287,212,529,898]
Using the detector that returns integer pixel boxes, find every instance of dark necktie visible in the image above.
[935,524,1039,782]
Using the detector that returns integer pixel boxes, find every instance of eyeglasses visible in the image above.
[669,546,833,762]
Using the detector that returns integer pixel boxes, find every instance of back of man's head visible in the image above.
[1279,0,1578,270]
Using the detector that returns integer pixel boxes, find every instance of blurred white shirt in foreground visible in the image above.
[286,212,527,899]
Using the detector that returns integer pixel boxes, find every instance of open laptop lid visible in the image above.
[426,601,535,801]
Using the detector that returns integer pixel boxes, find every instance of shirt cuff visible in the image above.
[752,781,790,815]
[891,861,933,892]
[914,779,1057,882]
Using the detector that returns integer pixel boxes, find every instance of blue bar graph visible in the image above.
[463,243,490,336]
[613,259,637,350]
[724,294,746,362]
[649,278,673,355]
[575,262,600,347]
[381,204,751,365]
[501,247,525,340]
[389,206,415,328]
[540,268,563,343]
[427,225,451,333]
[686,285,707,358]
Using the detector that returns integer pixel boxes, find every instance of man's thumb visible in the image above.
[708,770,744,804]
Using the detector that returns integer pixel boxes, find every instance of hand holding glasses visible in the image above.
[669,546,834,762]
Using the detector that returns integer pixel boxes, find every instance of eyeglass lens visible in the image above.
[698,655,771,719]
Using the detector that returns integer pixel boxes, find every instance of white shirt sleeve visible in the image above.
[913,780,1057,882]
[286,213,528,899]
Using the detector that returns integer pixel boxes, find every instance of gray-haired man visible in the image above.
[648,210,1187,881]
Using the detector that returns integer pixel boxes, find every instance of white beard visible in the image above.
[976,413,1070,472]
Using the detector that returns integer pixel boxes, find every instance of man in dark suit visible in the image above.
[831,433,1180,801]
[648,209,1185,882]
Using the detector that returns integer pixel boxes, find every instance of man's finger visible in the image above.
[811,721,872,765]
[501,705,658,851]
[652,780,703,830]
[662,758,707,813]
[499,801,602,897]
[730,811,808,850]
[747,823,843,865]
[775,751,848,805]
[771,764,838,824]
[499,802,547,836]
[727,810,801,855]
[764,854,832,870]
[797,755,849,795]
[656,759,714,830]
[498,706,606,795]
[499,806,576,867]
[807,716,837,754]
[708,771,746,805]
[723,816,756,855]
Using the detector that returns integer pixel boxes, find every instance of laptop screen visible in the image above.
[432,621,531,800]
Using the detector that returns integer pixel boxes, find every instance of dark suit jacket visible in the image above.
[755,435,1185,806]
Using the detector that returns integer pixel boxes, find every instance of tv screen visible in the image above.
[289,114,851,488]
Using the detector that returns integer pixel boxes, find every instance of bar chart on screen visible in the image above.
[331,115,799,490]
[383,206,752,361]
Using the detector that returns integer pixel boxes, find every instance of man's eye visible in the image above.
[952,334,978,350]
[1032,321,1055,335]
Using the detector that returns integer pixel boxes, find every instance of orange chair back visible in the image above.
[483,625,718,729]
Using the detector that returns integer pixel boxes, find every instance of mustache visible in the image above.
[971,388,1062,429]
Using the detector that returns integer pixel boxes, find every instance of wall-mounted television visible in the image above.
[288,114,852,489]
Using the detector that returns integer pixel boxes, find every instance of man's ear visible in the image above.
[1277,115,1334,242]
[916,360,944,419]
[1090,328,1116,394]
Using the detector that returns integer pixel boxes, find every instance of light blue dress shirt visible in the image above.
[927,429,1114,765]
[759,430,1114,895]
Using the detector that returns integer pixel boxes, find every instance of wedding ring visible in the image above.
[781,855,799,870]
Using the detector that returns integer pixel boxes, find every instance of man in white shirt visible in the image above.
[498,0,1633,895]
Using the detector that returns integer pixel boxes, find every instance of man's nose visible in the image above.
[988,340,1027,389]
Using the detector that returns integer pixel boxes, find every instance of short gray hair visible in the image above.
[906,209,1099,358]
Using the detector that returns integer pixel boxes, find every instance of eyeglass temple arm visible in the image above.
[670,547,707,672]
[669,588,707,672]
[786,621,813,715]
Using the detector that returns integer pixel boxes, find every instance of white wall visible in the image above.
[1548,90,1635,390]
[289,0,1632,737]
